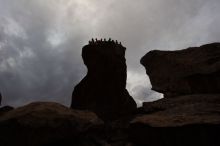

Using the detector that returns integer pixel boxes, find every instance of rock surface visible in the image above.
[141,43,220,97]
[71,40,137,120]
[136,94,220,127]
[0,99,219,146]
[0,105,14,116]
[130,94,220,146]
[135,43,220,146]
[1,43,220,146]
[0,102,104,146]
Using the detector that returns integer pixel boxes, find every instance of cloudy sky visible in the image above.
[0,0,219,107]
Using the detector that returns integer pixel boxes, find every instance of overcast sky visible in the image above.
[0,0,220,107]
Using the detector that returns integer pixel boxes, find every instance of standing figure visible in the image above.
[92,38,95,43]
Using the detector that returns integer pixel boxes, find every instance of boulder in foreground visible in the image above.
[0,102,103,146]
[130,94,220,146]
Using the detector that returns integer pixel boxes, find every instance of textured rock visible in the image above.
[2,42,220,146]
[0,102,104,146]
[136,94,220,127]
[71,40,137,120]
[0,106,14,116]
[130,122,220,146]
[130,94,220,146]
[141,43,220,97]
[135,43,220,145]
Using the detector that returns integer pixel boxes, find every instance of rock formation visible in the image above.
[130,94,220,146]
[1,42,220,146]
[133,43,220,146]
[141,43,220,98]
[0,102,104,146]
[0,102,135,146]
[71,39,137,120]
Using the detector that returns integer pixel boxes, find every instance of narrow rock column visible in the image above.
[71,39,137,120]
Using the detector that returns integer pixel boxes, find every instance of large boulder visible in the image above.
[138,94,220,126]
[135,43,220,146]
[71,40,137,120]
[141,43,220,97]
[0,102,104,146]
[130,94,220,146]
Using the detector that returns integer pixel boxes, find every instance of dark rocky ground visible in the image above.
[0,41,220,146]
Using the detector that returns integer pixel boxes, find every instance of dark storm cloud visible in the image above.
[0,0,87,106]
[93,0,220,104]
[0,0,219,107]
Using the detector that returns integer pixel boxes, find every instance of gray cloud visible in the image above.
[0,0,219,107]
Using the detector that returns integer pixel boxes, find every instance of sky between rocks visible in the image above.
[0,0,220,107]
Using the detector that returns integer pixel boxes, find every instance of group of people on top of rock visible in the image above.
[89,38,122,46]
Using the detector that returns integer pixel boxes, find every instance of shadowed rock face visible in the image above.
[1,42,220,146]
[130,94,220,146]
[71,41,137,121]
[0,102,104,146]
[141,43,220,98]
[135,43,220,146]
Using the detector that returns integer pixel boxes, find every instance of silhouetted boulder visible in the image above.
[141,43,220,97]
[129,94,220,146]
[0,102,104,146]
[134,43,220,146]
[140,94,220,124]
[71,40,137,120]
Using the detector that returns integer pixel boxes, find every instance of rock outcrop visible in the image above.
[71,39,137,120]
[141,43,220,97]
[130,94,220,146]
[1,42,220,146]
[134,43,220,146]
[0,102,104,146]
[135,94,220,127]
[0,102,136,146]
